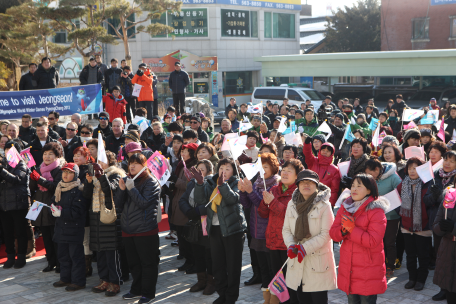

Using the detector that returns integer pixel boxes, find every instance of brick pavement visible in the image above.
[0,231,441,304]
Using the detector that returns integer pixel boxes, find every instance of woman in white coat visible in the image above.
[282,169,337,304]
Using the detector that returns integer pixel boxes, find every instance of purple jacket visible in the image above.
[240,183,273,240]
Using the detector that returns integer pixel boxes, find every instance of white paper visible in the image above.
[26,201,44,221]
[382,189,401,214]
[338,161,351,177]
[432,158,444,171]
[335,188,351,208]
[278,117,287,133]
[404,146,425,160]
[132,84,142,97]
[416,161,434,183]
[284,132,295,145]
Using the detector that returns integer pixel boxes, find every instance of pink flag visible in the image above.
[443,188,456,209]
[6,145,21,168]
[404,121,417,130]
[438,118,445,141]
[268,269,290,303]
[20,149,36,168]
[146,151,169,180]
[378,131,386,146]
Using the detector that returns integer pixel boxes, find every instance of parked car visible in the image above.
[252,85,324,111]
[408,87,456,108]
[213,111,225,124]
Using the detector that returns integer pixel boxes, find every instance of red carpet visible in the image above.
[0,209,170,265]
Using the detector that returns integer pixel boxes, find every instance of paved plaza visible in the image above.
[0,231,443,304]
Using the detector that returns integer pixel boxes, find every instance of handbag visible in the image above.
[100,189,117,224]
[184,219,200,243]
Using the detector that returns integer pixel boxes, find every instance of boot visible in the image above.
[432,289,447,301]
[85,255,93,277]
[25,239,36,259]
[3,254,15,269]
[269,294,280,304]
[189,272,207,292]
[14,254,26,269]
[262,289,271,304]
[203,274,216,295]
[244,267,262,286]
[105,283,120,297]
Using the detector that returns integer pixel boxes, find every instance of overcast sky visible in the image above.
[303,0,362,17]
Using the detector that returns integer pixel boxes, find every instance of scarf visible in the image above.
[439,167,456,187]
[38,160,59,192]
[294,190,318,242]
[348,154,369,178]
[54,180,81,203]
[344,196,369,214]
[210,177,223,213]
[400,176,423,231]
[92,166,117,212]
[254,174,280,193]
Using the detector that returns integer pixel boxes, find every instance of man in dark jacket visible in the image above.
[366,99,380,117]
[33,57,59,90]
[19,63,37,91]
[392,94,408,120]
[104,118,125,155]
[59,122,83,163]
[190,115,209,143]
[168,62,190,116]
[328,113,347,158]
[79,57,104,85]
[30,122,59,167]
[104,58,122,93]
[18,114,36,144]
[445,104,456,136]
[93,112,113,139]
[266,103,279,129]
[38,116,60,140]
[48,111,66,138]
[117,66,135,123]
[225,98,239,118]
[322,96,337,111]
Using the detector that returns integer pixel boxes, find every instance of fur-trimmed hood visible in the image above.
[396,159,407,172]
[380,162,396,181]
[105,165,127,178]
[292,182,331,207]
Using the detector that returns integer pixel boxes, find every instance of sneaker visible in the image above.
[395,258,402,270]
[92,280,110,293]
[65,284,85,292]
[53,280,71,288]
[171,240,179,247]
[105,283,120,297]
[138,297,155,304]
[122,292,142,300]
[165,231,176,240]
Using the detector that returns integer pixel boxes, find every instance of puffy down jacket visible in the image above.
[0,160,30,212]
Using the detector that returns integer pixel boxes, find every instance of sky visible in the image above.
[303,0,362,17]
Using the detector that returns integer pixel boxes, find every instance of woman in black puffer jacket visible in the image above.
[0,141,31,269]
[115,153,161,303]
[83,151,126,297]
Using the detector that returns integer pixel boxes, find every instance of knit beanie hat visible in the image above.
[313,134,326,144]
[61,163,80,181]
[357,113,366,122]
[420,128,432,138]
[99,111,110,121]
[382,135,399,147]
[125,131,140,143]
[335,113,344,121]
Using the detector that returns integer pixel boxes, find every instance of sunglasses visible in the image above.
[99,117,108,121]
[191,121,199,124]
[81,131,91,135]
[67,128,76,131]
[48,117,55,120]
[185,120,190,123]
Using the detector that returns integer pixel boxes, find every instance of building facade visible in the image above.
[381,0,456,51]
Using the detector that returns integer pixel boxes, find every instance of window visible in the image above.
[151,9,208,38]
[264,12,295,38]
[412,18,429,40]
[287,89,303,101]
[108,14,136,38]
[221,9,258,38]
[451,16,456,38]
[225,71,253,95]
[269,89,286,100]
[266,77,289,86]
[254,88,271,99]
[264,12,272,38]
[53,31,67,44]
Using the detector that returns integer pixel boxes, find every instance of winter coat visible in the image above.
[330,196,389,296]
[276,137,286,160]
[282,184,337,292]
[105,133,125,155]
[63,136,83,163]
[389,119,401,136]
[432,190,456,292]
[33,65,59,90]
[365,113,378,125]
[239,176,279,239]
[116,73,134,98]
[51,124,66,139]
[170,158,197,226]
[376,162,402,220]
[244,146,259,162]
[169,70,190,94]
[445,115,456,136]
[205,126,215,142]
[0,160,30,212]
[230,118,240,132]
[209,154,219,169]
[327,122,345,153]
[196,126,209,143]
[93,125,113,139]
[352,122,371,138]
[104,67,122,91]
[392,101,408,119]
[102,93,127,124]
[226,104,239,118]
[353,105,364,115]
[423,170,453,227]
[132,71,154,102]
[303,142,340,206]
[193,174,247,237]
[30,136,59,168]
[237,111,251,122]
[141,128,165,152]
[258,182,297,250]
[346,154,369,178]
[83,167,125,252]
[30,162,63,226]
[115,174,161,234]
[18,126,36,145]
[79,64,104,85]
[52,186,86,244]
[47,130,59,142]
[397,182,430,232]
[19,72,37,91]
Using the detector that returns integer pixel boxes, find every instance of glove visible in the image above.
[341,176,353,189]
[125,178,135,190]
[217,172,225,186]
[430,185,440,200]
[30,170,41,181]
[341,214,355,234]
[92,163,104,179]
[287,245,297,259]
[50,204,61,217]
[440,219,454,232]
[186,207,201,220]
[190,167,204,185]
[238,153,252,165]
[296,244,306,263]
[304,136,312,144]
[136,69,144,76]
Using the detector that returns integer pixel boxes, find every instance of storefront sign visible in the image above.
[211,71,218,107]
[144,50,217,73]
[221,9,250,37]
[180,0,300,10]
[168,9,208,37]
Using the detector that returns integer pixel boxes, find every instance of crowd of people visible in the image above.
[3,70,456,304]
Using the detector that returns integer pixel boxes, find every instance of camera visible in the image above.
[123,71,128,75]
[87,163,94,176]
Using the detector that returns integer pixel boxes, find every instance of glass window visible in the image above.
[107,15,136,38]
[412,18,429,39]
[287,89,303,101]
[152,12,167,37]
[273,13,295,38]
[221,9,250,37]
[266,77,289,86]
[53,32,67,44]
[151,9,208,38]
[264,12,272,38]
[269,89,286,100]
[254,88,271,99]
[251,11,258,38]
[225,71,253,95]
[451,17,456,38]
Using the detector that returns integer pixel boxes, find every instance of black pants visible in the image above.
[176,225,194,264]
[431,232,443,265]
[0,209,28,255]
[141,101,155,122]
[268,249,298,304]
[446,290,456,304]
[119,240,130,278]
[296,289,328,304]
[192,242,212,275]
[41,225,59,266]
[125,96,136,123]
[58,242,86,286]
[403,233,432,283]
[396,227,405,263]
[245,208,260,278]
[347,294,377,304]
[210,226,244,303]
[123,234,159,299]
[383,219,400,269]
[97,250,122,285]
[173,93,185,116]
[256,250,272,289]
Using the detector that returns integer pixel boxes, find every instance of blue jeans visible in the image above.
[347,294,377,304]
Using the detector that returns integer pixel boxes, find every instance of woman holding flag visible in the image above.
[0,141,31,269]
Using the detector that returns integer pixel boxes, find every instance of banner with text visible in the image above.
[0,84,102,120]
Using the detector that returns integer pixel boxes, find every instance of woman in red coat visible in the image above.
[302,135,340,206]
[330,173,389,304]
